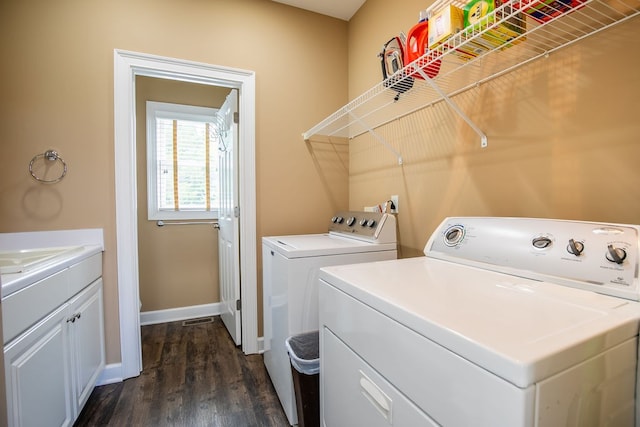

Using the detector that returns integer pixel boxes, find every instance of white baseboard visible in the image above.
[96,363,124,386]
[140,302,223,326]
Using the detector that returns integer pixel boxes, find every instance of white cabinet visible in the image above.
[4,305,73,427]
[68,279,105,416]
[3,253,104,427]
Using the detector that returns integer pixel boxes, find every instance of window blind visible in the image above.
[155,117,218,212]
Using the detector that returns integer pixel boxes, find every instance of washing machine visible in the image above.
[319,217,640,426]
[263,211,397,425]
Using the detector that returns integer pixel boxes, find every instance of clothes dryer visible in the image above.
[320,217,640,426]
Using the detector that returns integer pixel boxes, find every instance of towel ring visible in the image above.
[29,150,67,184]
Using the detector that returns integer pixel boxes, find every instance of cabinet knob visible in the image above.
[67,313,81,323]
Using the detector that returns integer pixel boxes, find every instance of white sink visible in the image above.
[0,246,83,274]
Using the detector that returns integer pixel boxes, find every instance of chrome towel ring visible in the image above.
[29,150,67,184]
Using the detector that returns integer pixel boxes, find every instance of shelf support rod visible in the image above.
[347,111,403,165]
[415,68,488,148]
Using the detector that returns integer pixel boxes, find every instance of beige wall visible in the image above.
[136,76,231,311]
[0,0,349,364]
[348,0,640,257]
[4,0,634,370]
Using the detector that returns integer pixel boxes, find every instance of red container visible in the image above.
[404,20,441,79]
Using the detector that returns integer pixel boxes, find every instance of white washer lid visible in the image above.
[262,234,396,258]
[319,256,640,388]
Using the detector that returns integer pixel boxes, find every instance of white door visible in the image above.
[217,90,241,345]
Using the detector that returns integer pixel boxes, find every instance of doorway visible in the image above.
[114,49,258,381]
[135,77,230,322]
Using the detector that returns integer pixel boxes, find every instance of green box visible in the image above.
[463,0,496,32]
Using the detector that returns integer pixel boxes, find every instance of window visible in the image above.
[146,101,220,220]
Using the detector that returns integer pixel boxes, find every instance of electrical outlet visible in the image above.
[391,195,399,213]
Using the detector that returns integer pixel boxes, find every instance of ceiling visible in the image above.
[271,0,366,21]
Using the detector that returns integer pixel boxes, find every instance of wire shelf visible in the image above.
[303,0,640,150]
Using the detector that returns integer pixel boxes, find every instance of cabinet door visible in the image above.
[68,279,105,416]
[4,305,73,427]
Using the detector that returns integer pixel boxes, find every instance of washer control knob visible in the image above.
[333,216,343,224]
[444,225,465,246]
[359,219,368,227]
[346,217,356,226]
[606,244,627,264]
[532,236,552,249]
[366,219,377,228]
[566,239,585,256]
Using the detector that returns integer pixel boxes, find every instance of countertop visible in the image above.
[1,245,103,299]
[0,228,104,299]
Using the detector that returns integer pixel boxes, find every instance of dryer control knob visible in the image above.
[359,219,368,227]
[444,225,465,246]
[532,236,552,249]
[566,239,584,256]
[606,245,627,264]
[346,217,356,226]
[366,219,377,228]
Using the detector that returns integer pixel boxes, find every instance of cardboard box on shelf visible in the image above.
[431,0,528,63]
[463,0,496,31]
[461,0,526,51]
[482,15,525,48]
[517,0,575,22]
[428,5,465,49]
[448,42,488,61]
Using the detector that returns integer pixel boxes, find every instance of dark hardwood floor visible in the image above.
[75,317,289,426]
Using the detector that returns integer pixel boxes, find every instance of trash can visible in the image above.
[285,331,320,427]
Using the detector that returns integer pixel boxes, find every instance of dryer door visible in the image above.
[322,327,437,427]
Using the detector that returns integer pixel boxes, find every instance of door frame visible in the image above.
[114,49,258,380]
